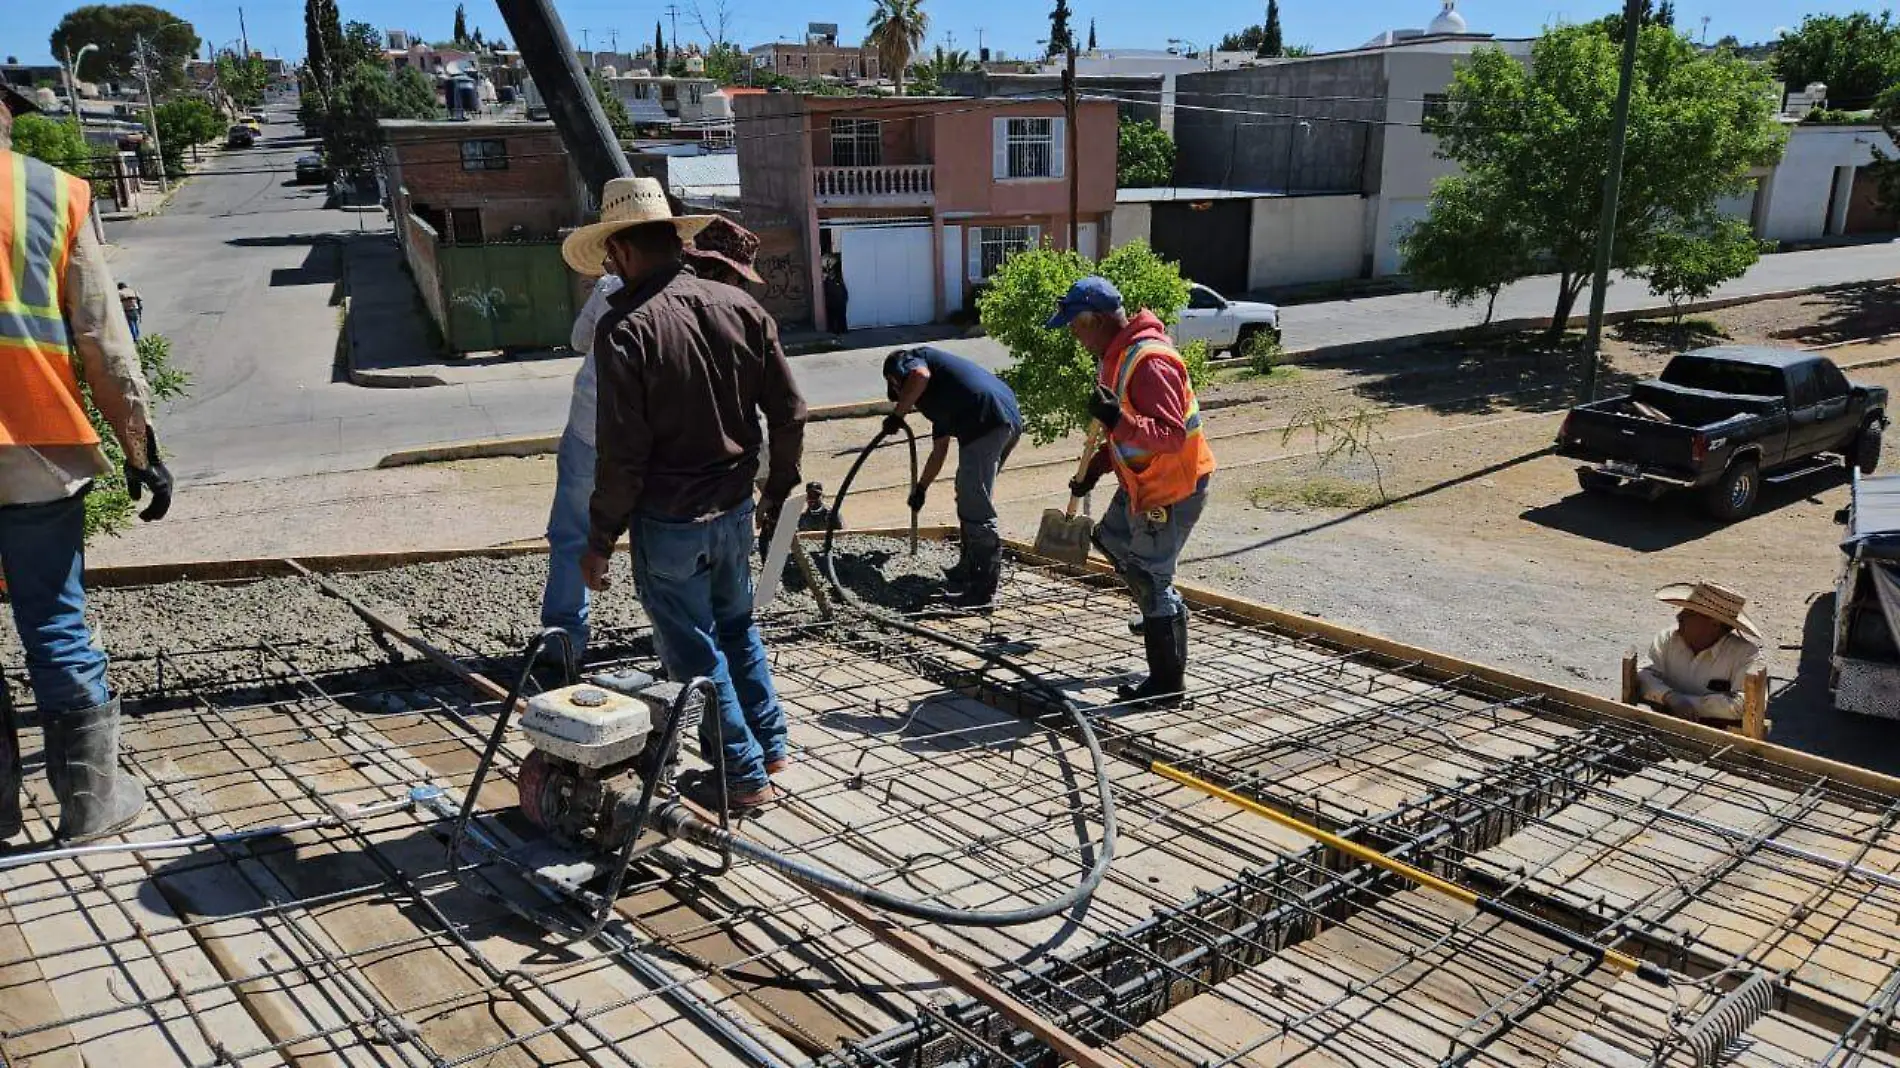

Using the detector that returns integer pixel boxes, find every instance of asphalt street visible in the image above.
[109,107,1900,486]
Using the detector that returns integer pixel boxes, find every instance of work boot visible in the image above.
[946,552,1002,611]
[941,543,972,586]
[44,698,147,843]
[1129,607,1188,636]
[0,720,20,842]
[1117,612,1189,708]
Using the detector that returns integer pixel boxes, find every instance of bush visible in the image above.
[978,240,1201,445]
[84,333,189,541]
[1241,328,1286,376]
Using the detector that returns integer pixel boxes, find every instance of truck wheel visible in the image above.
[1856,421,1884,475]
[1703,459,1760,522]
[1576,468,1618,494]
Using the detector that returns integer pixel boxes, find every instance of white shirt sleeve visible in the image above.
[569,274,623,355]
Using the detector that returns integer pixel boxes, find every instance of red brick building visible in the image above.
[381,118,588,245]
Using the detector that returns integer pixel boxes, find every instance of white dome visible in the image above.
[1428,1,1468,35]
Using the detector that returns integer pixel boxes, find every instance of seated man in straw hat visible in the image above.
[568,177,808,810]
[1637,580,1766,725]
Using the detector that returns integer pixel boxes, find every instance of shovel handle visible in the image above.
[1065,422,1107,519]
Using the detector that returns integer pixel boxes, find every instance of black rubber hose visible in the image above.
[665,424,1122,928]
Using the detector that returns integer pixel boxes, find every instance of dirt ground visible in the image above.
[79,284,1900,771]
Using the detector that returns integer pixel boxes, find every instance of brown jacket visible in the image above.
[588,265,807,554]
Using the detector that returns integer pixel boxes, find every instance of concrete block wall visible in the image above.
[1248,195,1367,289]
[1171,56,1384,194]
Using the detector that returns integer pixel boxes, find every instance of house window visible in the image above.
[974,225,1038,279]
[449,208,484,245]
[1421,93,1450,123]
[1004,117,1054,178]
[830,118,883,167]
[460,139,507,171]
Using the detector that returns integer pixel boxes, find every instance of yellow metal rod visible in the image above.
[1154,761,1667,983]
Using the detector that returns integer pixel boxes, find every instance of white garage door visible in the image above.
[839,225,935,329]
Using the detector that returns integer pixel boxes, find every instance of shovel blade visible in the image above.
[1032,507,1094,567]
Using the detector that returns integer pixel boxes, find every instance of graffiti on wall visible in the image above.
[750,227,810,325]
[451,286,510,320]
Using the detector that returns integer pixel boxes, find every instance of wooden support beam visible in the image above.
[1620,651,1638,706]
[1742,666,1768,741]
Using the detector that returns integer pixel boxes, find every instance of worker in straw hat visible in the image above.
[564,176,809,810]
[1636,580,1766,726]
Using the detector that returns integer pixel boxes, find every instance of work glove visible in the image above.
[1069,474,1100,500]
[124,425,173,522]
[907,485,927,512]
[882,413,908,437]
[1087,384,1121,431]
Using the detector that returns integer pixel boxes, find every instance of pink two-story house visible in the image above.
[734,93,1118,330]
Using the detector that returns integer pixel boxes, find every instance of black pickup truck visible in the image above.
[1555,346,1888,521]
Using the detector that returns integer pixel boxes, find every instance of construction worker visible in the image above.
[1051,276,1215,708]
[882,346,1022,607]
[567,178,807,810]
[0,84,172,844]
[1637,580,1765,726]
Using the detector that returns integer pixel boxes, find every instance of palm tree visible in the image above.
[866,0,928,95]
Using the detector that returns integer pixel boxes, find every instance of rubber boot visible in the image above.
[1129,607,1188,636]
[44,698,146,843]
[946,550,1001,611]
[942,542,972,587]
[0,720,20,842]
[1118,612,1189,708]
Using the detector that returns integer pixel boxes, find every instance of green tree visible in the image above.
[655,22,667,74]
[1261,0,1284,58]
[1218,25,1266,53]
[1423,24,1784,336]
[1087,19,1097,52]
[1116,117,1174,187]
[302,0,343,98]
[907,46,976,94]
[1863,83,1900,216]
[51,4,199,88]
[1637,217,1763,324]
[867,0,928,94]
[318,62,439,176]
[339,21,384,69]
[702,42,747,84]
[11,113,94,172]
[1399,175,1535,324]
[1046,0,1074,57]
[452,4,469,47]
[85,333,189,541]
[1772,12,1900,110]
[216,52,269,107]
[1655,1,1676,29]
[589,71,635,140]
[152,96,223,173]
[979,241,1206,445]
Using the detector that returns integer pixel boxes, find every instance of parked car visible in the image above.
[1555,346,1888,521]
[293,153,330,183]
[225,124,256,148]
[1831,472,1900,718]
[1173,283,1280,355]
[240,114,263,132]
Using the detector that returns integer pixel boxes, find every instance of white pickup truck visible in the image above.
[1173,283,1281,354]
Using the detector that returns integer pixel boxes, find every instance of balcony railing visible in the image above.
[813,164,935,204]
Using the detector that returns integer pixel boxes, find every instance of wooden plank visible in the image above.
[1743,666,1768,741]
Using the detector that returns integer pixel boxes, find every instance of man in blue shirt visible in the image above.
[883,346,1023,608]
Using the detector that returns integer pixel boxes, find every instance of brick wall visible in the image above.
[384,125,584,240]
[399,211,448,337]
[736,94,817,326]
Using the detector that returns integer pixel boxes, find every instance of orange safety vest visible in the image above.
[0,150,99,448]
[1102,337,1216,515]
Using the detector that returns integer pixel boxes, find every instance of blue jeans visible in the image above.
[540,427,594,659]
[126,313,141,341]
[631,500,786,792]
[954,424,1020,558]
[1094,480,1209,619]
[0,494,111,715]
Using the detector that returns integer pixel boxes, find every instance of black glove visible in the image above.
[1069,474,1100,499]
[124,425,173,522]
[1088,384,1121,431]
[907,485,927,512]
[882,412,908,436]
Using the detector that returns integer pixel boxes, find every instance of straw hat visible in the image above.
[561,176,715,275]
[1656,580,1762,642]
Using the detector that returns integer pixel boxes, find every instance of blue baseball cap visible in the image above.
[1045,275,1123,329]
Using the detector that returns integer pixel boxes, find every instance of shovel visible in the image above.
[1032,421,1106,566]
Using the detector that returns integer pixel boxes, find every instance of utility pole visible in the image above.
[1579,0,1643,402]
[1064,44,1079,255]
[976,26,986,60]
[136,35,169,193]
[495,0,630,192]
[580,27,591,54]
[239,6,251,57]
[665,5,681,61]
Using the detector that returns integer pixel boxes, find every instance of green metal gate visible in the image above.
[437,242,577,352]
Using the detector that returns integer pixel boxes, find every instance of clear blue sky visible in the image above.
[0,1,1872,69]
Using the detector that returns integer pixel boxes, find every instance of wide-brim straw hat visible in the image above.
[1656,580,1763,643]
[562,176,715,275]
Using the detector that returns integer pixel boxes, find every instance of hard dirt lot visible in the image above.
[78,283,1900,771]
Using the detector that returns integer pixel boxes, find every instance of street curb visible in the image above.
[374,398,899,468]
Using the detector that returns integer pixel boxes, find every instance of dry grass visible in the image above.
[1247,476,1386,512]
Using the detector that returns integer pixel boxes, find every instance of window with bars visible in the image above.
[974,225,1038,280]
[829,118,883,167]
[460,139,508,171]
[1004,117,1054,178]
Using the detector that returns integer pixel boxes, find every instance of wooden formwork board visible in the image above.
[1468,758,1900,1020]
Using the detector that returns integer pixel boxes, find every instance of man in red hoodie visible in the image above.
[1050,276,1216,708]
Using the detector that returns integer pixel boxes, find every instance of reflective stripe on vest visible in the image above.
[0,150,98,448]
[1104,337,1216,513]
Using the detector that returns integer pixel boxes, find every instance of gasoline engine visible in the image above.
[515,671,684,854]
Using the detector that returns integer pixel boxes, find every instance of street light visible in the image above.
[63,43,99,126]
